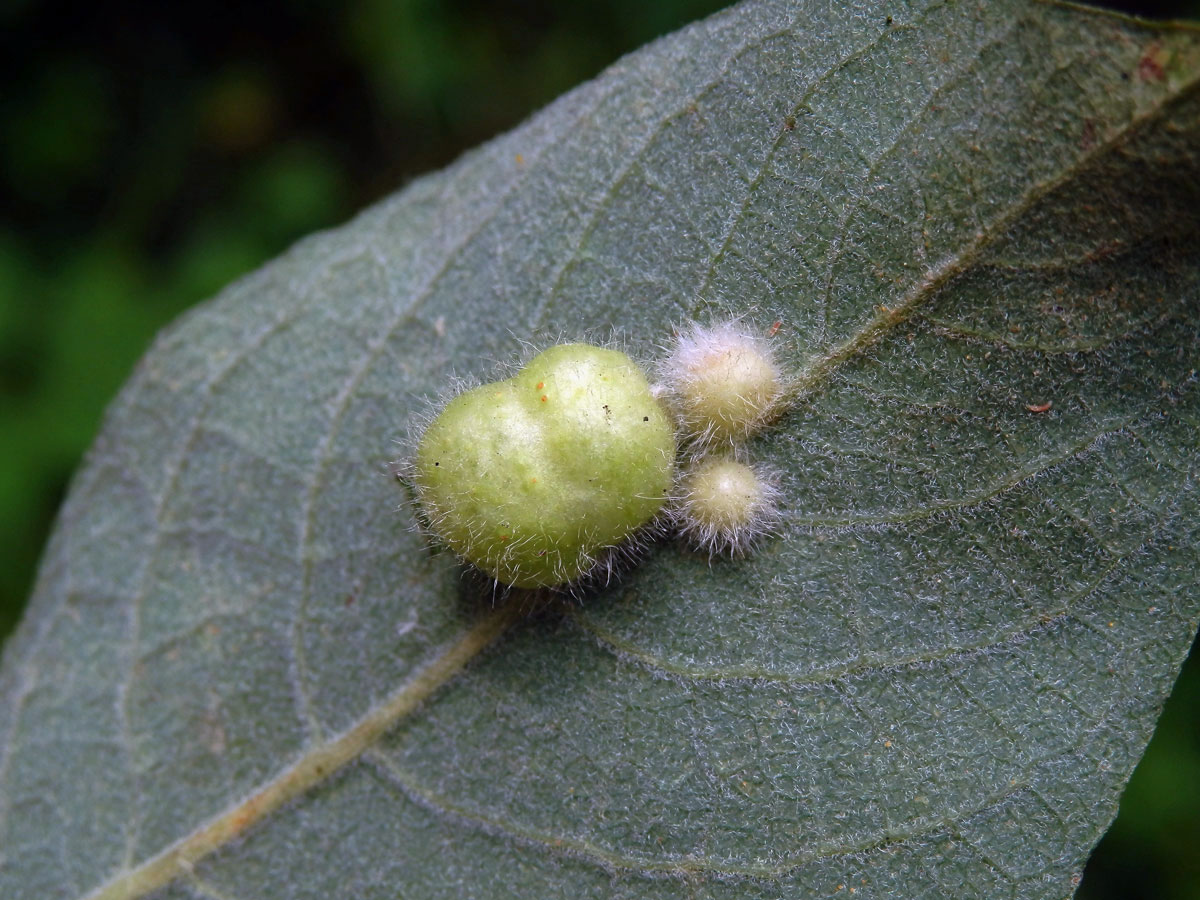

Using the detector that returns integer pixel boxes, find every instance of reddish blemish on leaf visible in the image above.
[1137,44,1167,82]
[1081,118,1097,151]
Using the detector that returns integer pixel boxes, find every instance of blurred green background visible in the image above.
[1,0,1197,896]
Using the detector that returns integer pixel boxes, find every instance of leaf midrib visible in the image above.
[84,601,522,900]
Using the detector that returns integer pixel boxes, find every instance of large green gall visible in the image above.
[413,344,676,588]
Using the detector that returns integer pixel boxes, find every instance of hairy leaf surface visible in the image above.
[3,1,1200,898]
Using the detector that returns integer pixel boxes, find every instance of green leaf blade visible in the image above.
[2,1,1199,898]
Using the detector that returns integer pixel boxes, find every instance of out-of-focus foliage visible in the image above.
[0,1,1196,898]
[1079,643,1200,900]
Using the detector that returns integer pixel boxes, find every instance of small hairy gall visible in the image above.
[413,344,675,588]
[675,456,780,555]
[661,320,784,444]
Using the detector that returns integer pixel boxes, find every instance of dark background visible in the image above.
[1,0,1197,896]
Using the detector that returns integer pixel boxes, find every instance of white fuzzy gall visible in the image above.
[660,320,784,445]
[674,456,781,555]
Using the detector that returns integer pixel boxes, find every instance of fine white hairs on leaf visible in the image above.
[673,456,782,556]
[659,319,785,446]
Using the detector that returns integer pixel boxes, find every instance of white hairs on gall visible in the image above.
[659,319,784,446]
[673,455,782,556]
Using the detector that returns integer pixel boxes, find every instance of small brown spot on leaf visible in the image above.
[1137,44,1167,82]
[1081,118,1097,151]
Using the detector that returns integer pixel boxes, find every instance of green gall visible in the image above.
[414,344,676,588]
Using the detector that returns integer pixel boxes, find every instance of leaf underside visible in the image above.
[2,1,1199,898]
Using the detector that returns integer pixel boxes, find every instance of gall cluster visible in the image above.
[657,321,785,555]
[408,319,787,589]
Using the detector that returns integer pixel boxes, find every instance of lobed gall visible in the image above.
[413,343,676,589]
[660,320,784,445]
[674,456,781,555]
